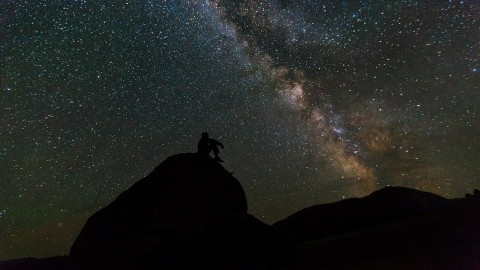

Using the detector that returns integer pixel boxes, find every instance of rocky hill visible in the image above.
[273,186,454,243]
[294,190,480,269]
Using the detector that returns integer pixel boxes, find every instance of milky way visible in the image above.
[1,0,479,259]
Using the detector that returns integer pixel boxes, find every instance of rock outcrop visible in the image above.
[69,153,293,269]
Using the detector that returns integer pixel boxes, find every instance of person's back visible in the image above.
[198,136,210,154]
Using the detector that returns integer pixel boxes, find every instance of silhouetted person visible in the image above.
[198,132,224,163]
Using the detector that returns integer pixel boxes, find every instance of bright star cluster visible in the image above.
[1,0,479,260]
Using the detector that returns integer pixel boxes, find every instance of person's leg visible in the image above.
[212,145,223,162]
[212,145,219,155]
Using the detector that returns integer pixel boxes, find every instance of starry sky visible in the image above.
[1,0,479,260]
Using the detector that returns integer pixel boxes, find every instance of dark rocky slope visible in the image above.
[69,153,293,269]
[295,191,480,269]
[273,186,454,243]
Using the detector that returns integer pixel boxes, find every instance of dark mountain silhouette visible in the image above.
[1,153,480,269]
[273,186,455,243]
[295,191,480,269]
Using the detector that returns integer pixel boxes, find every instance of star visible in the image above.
[1,0,479,260]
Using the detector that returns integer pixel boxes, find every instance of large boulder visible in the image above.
[70,153,293,269]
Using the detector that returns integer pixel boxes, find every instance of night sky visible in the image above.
[1,0,479,260]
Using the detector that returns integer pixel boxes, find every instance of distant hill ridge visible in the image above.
[273,186,454,243]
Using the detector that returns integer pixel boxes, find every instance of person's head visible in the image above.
[201,132,209,138]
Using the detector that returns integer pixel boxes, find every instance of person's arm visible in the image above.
[211,139,224,149]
